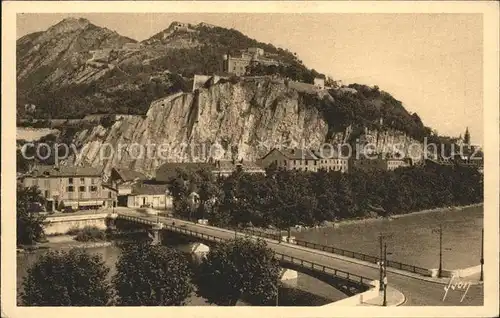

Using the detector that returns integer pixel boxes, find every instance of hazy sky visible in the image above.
[17,13,483,144]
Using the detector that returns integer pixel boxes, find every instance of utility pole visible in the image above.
[276,275,279,306]
[383,242,387,306]
[480,228,484,281]
[432,224,443,278]
[379,235,384,291]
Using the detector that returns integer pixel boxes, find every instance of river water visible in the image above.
[17,204,483,305]
[16,239,344,306]
[293,205,484,270]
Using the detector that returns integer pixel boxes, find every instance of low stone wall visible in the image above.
[44,213,109,235]
[453,265,481,278]
[428,265,481,278]
[322,280,379,306]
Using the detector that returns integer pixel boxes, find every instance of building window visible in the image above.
[67,186,74,192]
[79,186,85,192]
[79,192,84,199]
[306,160,309,165]
[305,167,308,171]
[45,179,50,187]
[68,178,73,184]
[32,179,38,186]
[44,190,49,198]
[80,178,85,183]
[91,178,96,185]
[108,192,112,199]
[90,186,98,192]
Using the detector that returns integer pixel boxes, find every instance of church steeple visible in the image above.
[464,127,470,145]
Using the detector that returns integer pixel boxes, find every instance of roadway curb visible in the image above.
[394,288,407,306]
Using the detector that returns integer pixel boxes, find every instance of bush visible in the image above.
[73,226,107,242]
[20,248,112,306]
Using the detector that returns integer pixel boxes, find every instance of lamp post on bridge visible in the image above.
[378,232,393,291]
[480,228,484,281]
[382,243,393,306]
[432,224,443,278]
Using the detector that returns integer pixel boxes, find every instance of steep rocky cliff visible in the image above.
[60,78,423,177]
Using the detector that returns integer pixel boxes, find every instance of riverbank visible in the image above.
[17,235,112,254]
[294,202,484,232]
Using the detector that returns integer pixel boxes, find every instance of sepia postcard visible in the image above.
[2,1,499,318]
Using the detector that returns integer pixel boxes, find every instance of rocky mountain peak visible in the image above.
[48,17,91,34]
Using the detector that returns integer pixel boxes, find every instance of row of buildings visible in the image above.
[19,159,267,213]
[19,147,411,213]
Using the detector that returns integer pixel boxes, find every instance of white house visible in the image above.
[127,183,173,210]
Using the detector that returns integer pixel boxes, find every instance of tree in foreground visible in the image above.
[21,248,111,306]
[112,243,193,306]
[17,185,46,246]
[195,238,281,306]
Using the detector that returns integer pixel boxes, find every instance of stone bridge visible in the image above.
[111,213,373,296]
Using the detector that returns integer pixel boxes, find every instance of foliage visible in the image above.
[17,185,46,246]
[20,248,112,306]
[170,164,483,230]
[317,84,430,141]
[112,242,193,306]
[245,62,324,84]
[73,226,107,242]
[195,238,280,306]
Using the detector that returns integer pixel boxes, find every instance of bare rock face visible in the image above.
[71,79,326,176]
[66,78,423,177]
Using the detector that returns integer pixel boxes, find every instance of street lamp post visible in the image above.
[379,235,384,292]
[480,228,484,281]
[276,274,279,306]
[439,224,443,278]
[378,233,392,291]
[432,224,443,278]
[383,242,388,306]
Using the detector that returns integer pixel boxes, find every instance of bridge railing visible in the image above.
[275,253,372,287]
[234,226,428,276]
[116,214,371,287]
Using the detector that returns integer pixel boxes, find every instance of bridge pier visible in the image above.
[105,213,118,232]
[148,224,164,245]
[280,268,298,286]
[178,242,210,263]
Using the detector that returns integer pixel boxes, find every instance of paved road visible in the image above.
[116,209,483,306]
